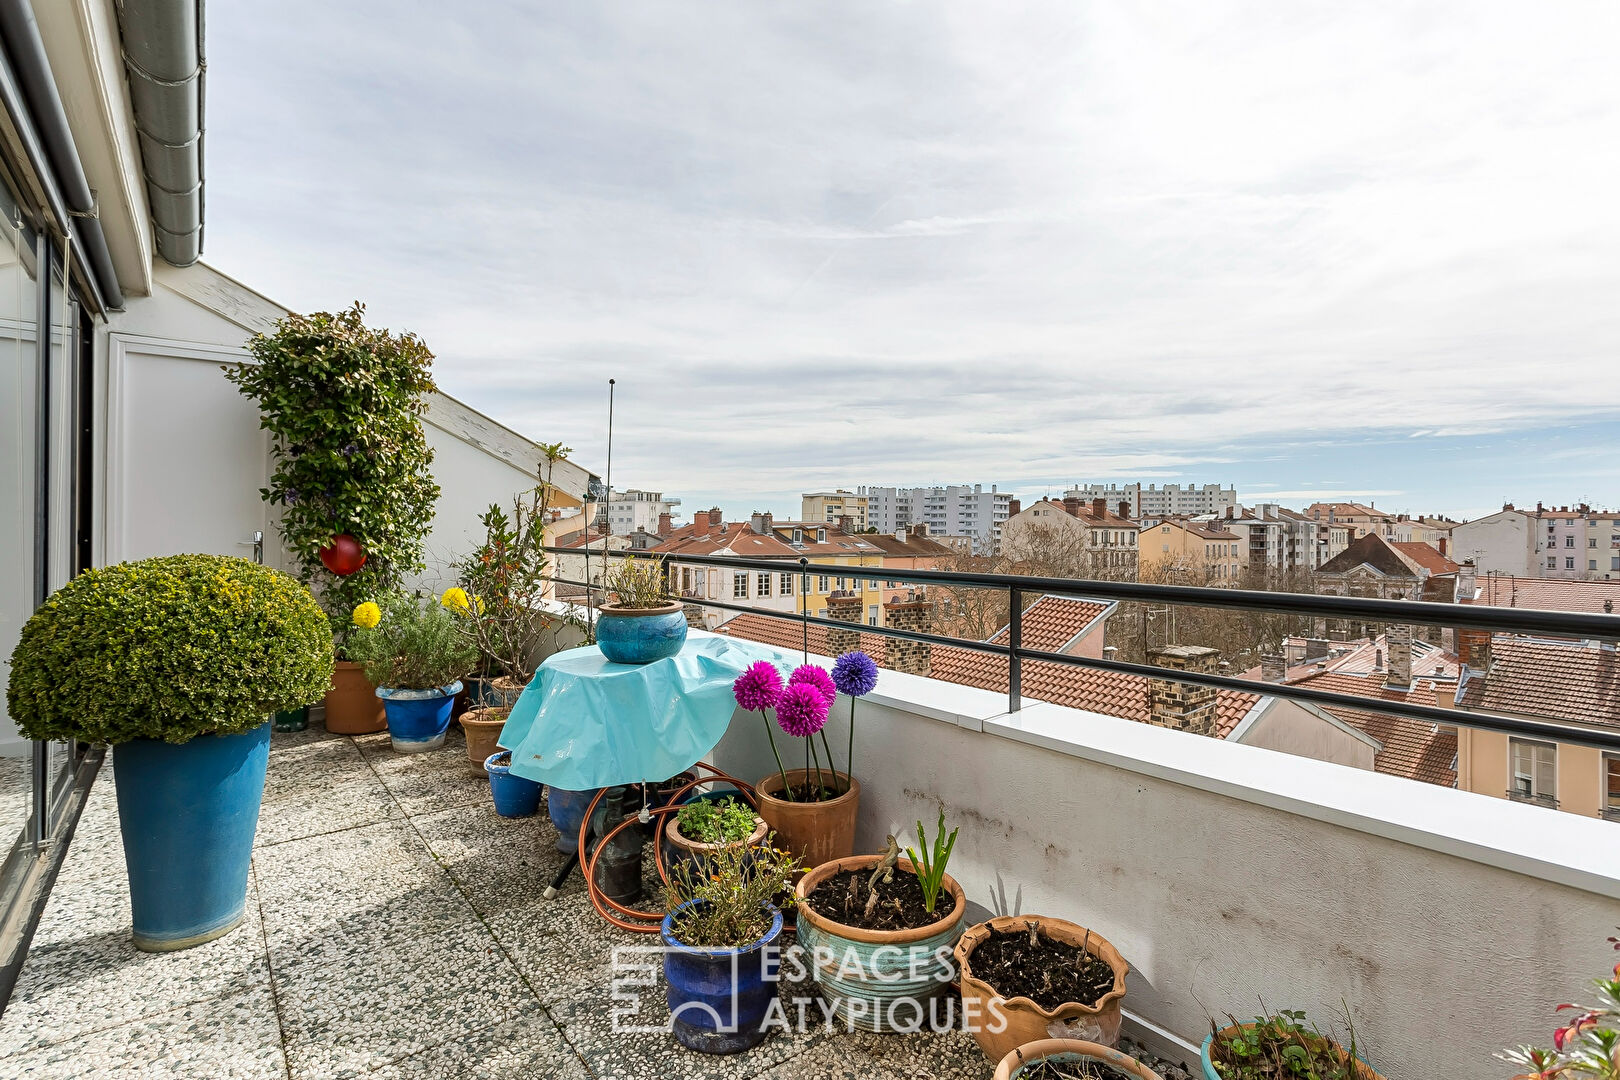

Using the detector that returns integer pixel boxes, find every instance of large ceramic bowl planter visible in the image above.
[661,900,784,1054]
[996,1039,1163,1080]
[595,601,687,664]
[793,854,967,1032]
[114,722,272,951]
[957,915,1130,1062]
[461,707,507,774]
[325,660,386,734]
[485,751,543,818]
[1200,1025,1382,1080]
[754,769,860,868]
[376,681,462,753]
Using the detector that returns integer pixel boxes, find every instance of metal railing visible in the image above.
[547,545,1620,755]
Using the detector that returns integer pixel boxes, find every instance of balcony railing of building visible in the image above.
[546,545,1620,756]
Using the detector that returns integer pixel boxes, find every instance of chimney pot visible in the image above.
[1091,497,1107,518]
[708,507,723,526]
[1063,496,1082,518]
[658,512,672,536]
[1384,625,1412,689]
[1118,501,1130,519]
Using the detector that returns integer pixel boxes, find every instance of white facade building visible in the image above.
[858,484,1013,555]
[602,489,679,536]
[1066,483,1237,519]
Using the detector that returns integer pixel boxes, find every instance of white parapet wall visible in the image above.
[700,630,1620,1080]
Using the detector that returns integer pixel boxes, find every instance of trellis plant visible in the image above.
[225,302,440,653]
[905,808,959,915]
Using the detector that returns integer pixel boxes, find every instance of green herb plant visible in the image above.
[664,835,801,949]
[346,593,478,691]
[224,303,440,654]
[905,809,959,915]
[675,797,759,846]
[6,555,333,745]
[602,553,669,609]
[1209,1009,1366,1080]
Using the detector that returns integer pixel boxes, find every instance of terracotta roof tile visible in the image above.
[1391,542,1460,576]
[1474,577,1620,615]
[986,596,1111,652]
[1456,638,1620,730]
[1290,669,1459,787]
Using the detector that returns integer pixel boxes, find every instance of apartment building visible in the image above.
[1139,519,1243,584]
[800,490,868,530]
[1001,497,1140,578]
[1066,483,1236,519]
[858,484,1014,555]
[596,489,680,536]
[1453,503,1620,581]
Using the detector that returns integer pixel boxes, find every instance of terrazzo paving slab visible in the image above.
[750,1028,996,1080]
[365,1006,593,1080]
[255,772,401,847]
[0,869,270,1056]
[409,802,570,916]
[2,985,287,1080]
[264,733,370,798]
[272,917,538,1079]
[355,727,492,817]
[481,891,626,1007]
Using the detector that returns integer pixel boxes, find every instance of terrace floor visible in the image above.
[0,718,1008,1079]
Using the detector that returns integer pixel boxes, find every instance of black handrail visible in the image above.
[543,545,1620,755]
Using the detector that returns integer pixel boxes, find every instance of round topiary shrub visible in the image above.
[6,554,335,745]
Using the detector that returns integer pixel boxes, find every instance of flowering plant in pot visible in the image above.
[734,652,877,866]
[792,812,966,1032]
[224,303,440,735]
[660,834,801,1054]
[956,915,1130,1063]
[595,554,686,664]
[6,555,332,950]
[346,591,478,753]
[1203,1010,1379,1080]
[1500,940,1620,1080]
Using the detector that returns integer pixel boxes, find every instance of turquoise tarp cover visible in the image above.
[499,635,782,791]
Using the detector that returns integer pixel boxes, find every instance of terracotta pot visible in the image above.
[461,707,508,775]
[957,915,1130,1063]
[794,853,967,1032]
[1202,1024,1383,1080]
[324,661,385,734]
[489,676,527,710]
[754,769,860,867]
[994,1039,1162,1080]
[662,812,768,877]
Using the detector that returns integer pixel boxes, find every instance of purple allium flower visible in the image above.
[832,651,879,697]
[775,683,830,738]
[733,661,784,712]
[788,664,835,704]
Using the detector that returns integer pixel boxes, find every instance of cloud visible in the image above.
[201,1,1620,518]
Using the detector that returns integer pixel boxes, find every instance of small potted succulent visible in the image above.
[662,795,768,876]
[660,834,801,1054]
[736,652,877,867]
[995,1040,1163,1080]
[6,555,332,950]
[347,591,478,753]
[1204,1010,1379,1080]
[956,916,1130,1062]
[792,810,964,1031]
[1501,941,1620,1080]
[595,553,685,664]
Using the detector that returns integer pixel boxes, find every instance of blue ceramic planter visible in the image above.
[111,722,271,951]
[595,603,687,664]
[661,900,783,1054]
[485,751,543,817]
[377,682,461,753]
[547,785,599,854]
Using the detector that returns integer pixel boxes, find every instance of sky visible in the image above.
[203,2,1620,523]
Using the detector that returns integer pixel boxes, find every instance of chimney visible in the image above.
[1145,645,1221,736]
[1118,501,1131,519]
[1091,497,1107,519]
[657,512,672,536]
[1303,637,1330,661]
[1063,496,1083,518]
[824,592,864,657]
[884,596,931,675]
[838,514,853,535]
[1260,654,1287,683]
[1008,498,1021,517]
[750,511,773,535]
[1456,560,1476,602]
[708,507,723,527]
[1384,625,1412,689]
[692,513,709,537]
[1437,536,1448,557]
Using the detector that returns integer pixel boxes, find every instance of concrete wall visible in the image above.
[701,634,1620,1080]
[1452,512,1534,578]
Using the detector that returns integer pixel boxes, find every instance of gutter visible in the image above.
[117,0,203,267]
[0,0,124,308]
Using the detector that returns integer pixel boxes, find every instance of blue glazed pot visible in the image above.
[1201,1026,1379,1080]
[376,681,461,753]
[111,722,271,951]
[485,751,543,818]
[595,602,687,664]
[547,785,600,854]
[661,899,783,1054]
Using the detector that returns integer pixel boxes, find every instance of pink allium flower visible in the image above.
[733,661,783,712]
[775,683,830,737]
[787,664,835,704]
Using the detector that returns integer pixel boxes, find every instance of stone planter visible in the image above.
[595,601,687,664]
[793,854,966,1032]
[956,915,1130,1062]
[754,769,860,868]
[324,660,385,734]
[461,707,507,774]
[996,1040,1162,1080]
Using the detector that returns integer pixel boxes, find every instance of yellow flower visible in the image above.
[440,587,471,615]
[352,601,381,629]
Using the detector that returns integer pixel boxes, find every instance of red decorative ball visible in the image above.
[319,534,366,576]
